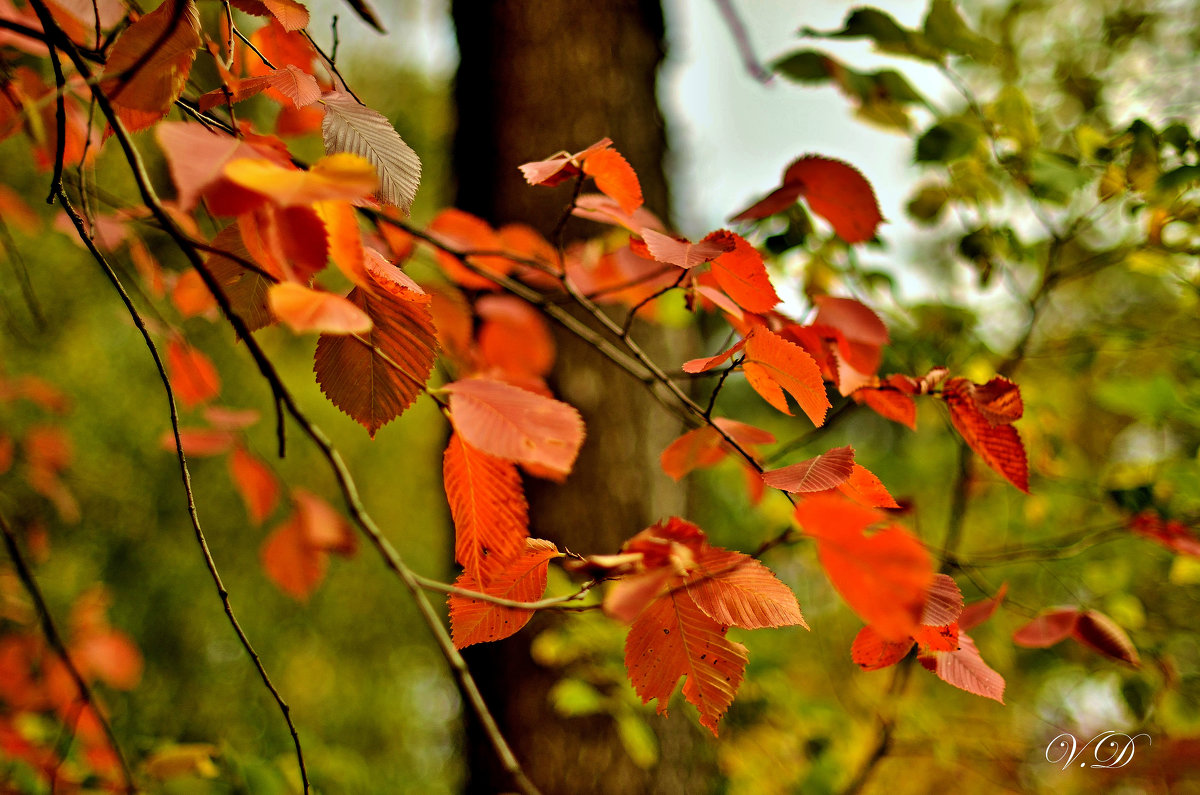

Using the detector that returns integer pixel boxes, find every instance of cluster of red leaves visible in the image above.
[1128,511,1200,557]
[1013,606,1140,667]
[0,585,141,787]
[578,518,805,735]
[851,575,1006,703]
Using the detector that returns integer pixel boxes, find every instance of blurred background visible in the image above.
[2,0,1199,792]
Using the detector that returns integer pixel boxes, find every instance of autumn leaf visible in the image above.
[443,432,529,585]
[260,491,356,600]
[101,0,201,132]
[831,463,900,508]
[444,378,584,477]
[519,139,612,186]
[959,583,1008,631]
[166,338,220,408]
[448,538,559,648]
[230,0,310,31]
[362,247,429,304]
[196,65,321,112]
[581,147,643,214]
[475,295,555,379]
[682,339,745,374]
[223,153,379,208]
[1128,512,1200,557]
[267,283,372,335]
[743,326,830,425]
[659,418,775,481]
[708,232,780,314]
[794,495,932,641]
[851,625,914,671]
[943,377,1029,492]
[812,295,889,347]
[639,228,733,269]
[163,429,236,457]
[321,91,422,213]
[425,208,511,290]
[314,286,439,437]
[918,633,1005,703]
[1014,607,1139,666]
[203,223,274,332]
[685,546,807,630]
[732,155,883,244]
[762,445,855,493]
[625,588,748,736]
[229,447,279,525]
[156,122,292,213]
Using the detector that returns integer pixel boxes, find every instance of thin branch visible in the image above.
[413,574,601,612]
[703,354,741,418]
[55,190,311,794]
[26,0,67,204]
[620,269,687,338]
[712,0,773,84]
[35,20,539,792]
[0,513,136,793]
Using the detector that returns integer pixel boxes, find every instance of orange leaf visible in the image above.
[685,546,807,630]
[1012,608,1079,647]
[762,445,855,493]
[171,268,216,318]
[571,193,666,234]
[74,631,143,690]
[425,209,511,290]
[316,200,367,287]
[959,583,1007,631]
[919,573,964,628]
[682,339,745,374]
[223,153,378,207]
[444,432,529,585]
[582,147,644,214]
[709,233,780,313]
[835,463,899,508]
[268,283,373,335]
[476,295,555,379]
[943,377,1029,492]
[518,138,610,186]
[449,538,559,648]
[625,588,748,736]
[267,64,322,107]
[101,0,201,132]
[293,490,357,555]
[857,384,917,430]
[445,379,584,477]
[794,495,933,641]
[164,429,236,456]
[362,247,430,304]
[204,223,274,332]
[743,326,830,425]
[230,447,279,525]
[969,377,1024,424]
[156,122,291,212]
[166,338,221,408]
[314,287,439,437]
[260,511,325,600]
[640,228,733,270]
[812,295,889,346]
[851,625,914,671]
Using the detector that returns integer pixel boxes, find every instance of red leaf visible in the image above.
[426,209,511,290]
[445,379,584,477]
[944,377,1030,492]
[571,193,666,234]
[582,147,643,214]
[229,447,279,525]
[268,283,373,335]
[731,156,883,244]
[314,287,439,437]
[970,377,1024,424]
[363,247,430,304]
[640,228,733,270]
[1012,608,1080,647]
[443,432,529,585]
[166,338,221,408]
[851,625,914,671]
[959,583,1007,631]
[787,156,883,243]
[762,445,855,493]
[157,122,291,212]
[75,631,143,691]
[794,495,933,642]
[857,384,917,430]
[709,233,780,314]
[625,588,748,736]
[518,138,610,187]
[1073,610,1140,667]
[164,429,236,456]
[835,463,899,509]
[449,538,559,648]
[1129,512,1200,557]
[101,0,201,132]
[912,622,960,653]
[685,546,807,630]
[919,633,1005,703]
[812,295,889,346]
[743,326,830,425]
[204,223,274,332]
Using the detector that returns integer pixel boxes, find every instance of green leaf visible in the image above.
[923,0,996,61]
[773,50,833,83]
[1156,164,1200,192]
[915,119,980,162]
[550,679,606,717]
[804,8,942,62]
[616,710,659,769]
[907,184,950,223]
[1028,150,1089,203]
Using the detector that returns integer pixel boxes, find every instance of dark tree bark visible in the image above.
[450,2,714,793]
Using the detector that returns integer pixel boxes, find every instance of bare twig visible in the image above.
[712,0,773,84]
[414,574,601,612]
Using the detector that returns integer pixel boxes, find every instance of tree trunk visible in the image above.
[450,2,714,793]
